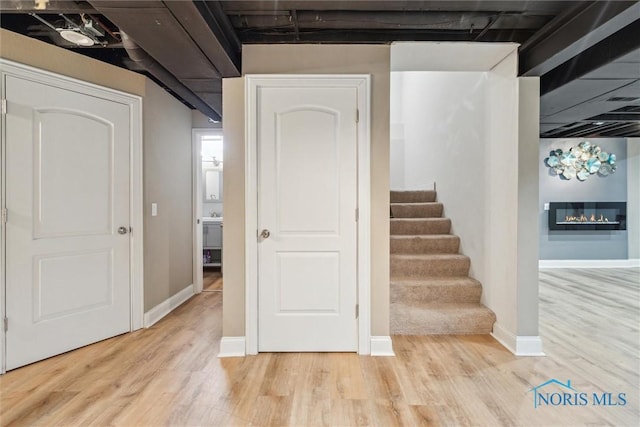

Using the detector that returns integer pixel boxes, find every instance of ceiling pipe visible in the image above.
[120,31,222,121]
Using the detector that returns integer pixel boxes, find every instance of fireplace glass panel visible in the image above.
[548,202,626,231]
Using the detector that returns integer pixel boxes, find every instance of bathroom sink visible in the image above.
[203,217,223,222]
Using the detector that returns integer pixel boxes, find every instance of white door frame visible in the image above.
[245,74,371,355]
[192,129,204,294]
[0,59,144,374]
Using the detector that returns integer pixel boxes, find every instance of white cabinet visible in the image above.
[203,222,222,268]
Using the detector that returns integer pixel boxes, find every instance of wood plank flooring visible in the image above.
[1,268,638,426]
[203,269,223,292]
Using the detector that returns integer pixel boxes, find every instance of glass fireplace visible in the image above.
[548,202,626,231]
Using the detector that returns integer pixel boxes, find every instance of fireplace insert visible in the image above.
[548,202,626,231]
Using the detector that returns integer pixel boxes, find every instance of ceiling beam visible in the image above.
[89,0,225,118]
[227,11,546,31]
[190,0,242,75]
[220,1,569,14]
[236,28,536,44]
[166,0,240,77]
[540,19,640,95]
[520,1,639,76]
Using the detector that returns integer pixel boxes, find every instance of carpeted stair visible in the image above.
[390,190,496,335]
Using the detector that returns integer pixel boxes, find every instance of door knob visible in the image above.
[118,226,128,235]
[260,229,270,239]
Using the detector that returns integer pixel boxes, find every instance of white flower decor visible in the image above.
[545,141,616,181]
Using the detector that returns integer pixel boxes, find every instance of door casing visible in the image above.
[245,74,371,354]
[0,59,144,374]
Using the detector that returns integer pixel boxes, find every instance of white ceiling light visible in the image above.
[58,29,95,46]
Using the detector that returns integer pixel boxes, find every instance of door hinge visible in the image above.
[1,208,7,225]
[356,109,359,123]
[355,208,359,222]
[1,99,6,115]
[3,317,7,332]
[355,304,359,319]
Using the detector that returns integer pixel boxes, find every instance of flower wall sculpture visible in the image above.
[545,141,616,181]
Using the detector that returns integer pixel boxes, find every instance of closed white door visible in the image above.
[257,85,358,351]
[5,75,131,370]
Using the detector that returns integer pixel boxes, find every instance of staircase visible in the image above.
[390,190,496,335]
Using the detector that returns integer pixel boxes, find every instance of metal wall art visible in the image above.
[545,141,616,181]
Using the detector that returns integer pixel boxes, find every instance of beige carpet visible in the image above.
[390,190,496,335]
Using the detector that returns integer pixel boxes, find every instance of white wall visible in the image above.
[482,53,520,338]
[390,42,540,353]
[390,71,486,192]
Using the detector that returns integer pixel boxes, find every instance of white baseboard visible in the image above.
[491,323,545,357]
[539,259,640,268]
[370,336,395,356]
[218,336,246,357]
[143,283,194,327]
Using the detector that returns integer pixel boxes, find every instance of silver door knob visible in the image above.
[118,226,128,235]
[260,229,270,239]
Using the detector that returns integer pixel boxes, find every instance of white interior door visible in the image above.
[257,85,358,352]
[4,75,131,370]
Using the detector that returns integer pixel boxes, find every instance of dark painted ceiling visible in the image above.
[1,0,638,137]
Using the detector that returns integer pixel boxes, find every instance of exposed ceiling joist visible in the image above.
[1,0,637,136]
[220,1,573,13]
[540,19,640,95]
[519,1,639,76]
[87,0,241,120]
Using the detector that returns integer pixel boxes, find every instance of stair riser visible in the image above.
[391,204,443,218]
[390,237,460,254]
[390,308,496,335]
[391,283,481,304]
[390,220,451,235]
[390,191,436,203]
[391,257,470,277]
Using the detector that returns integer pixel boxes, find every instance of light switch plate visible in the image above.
[151,203,158,216]
[544,202,549,211]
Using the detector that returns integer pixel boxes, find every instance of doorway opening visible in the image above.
[192,129,224,294]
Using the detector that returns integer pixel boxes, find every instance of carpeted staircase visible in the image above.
[390,190,496,335]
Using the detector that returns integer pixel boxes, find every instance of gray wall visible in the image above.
[143,80,194,310]
[539,138,628,260]
[628,139,640,259]
[517,77,540,336]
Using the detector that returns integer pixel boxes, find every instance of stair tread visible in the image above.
[391,201,442,205]
[393,302,493,311]
[390,302,496,335]
[390,234,457,239]
[391,254,469,260]
[390,218,449,222]
[390,190,437,203]
[390,277,481,286]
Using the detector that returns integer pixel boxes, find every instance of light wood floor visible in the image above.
[1,268,638,426]
[203,269,223,292]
